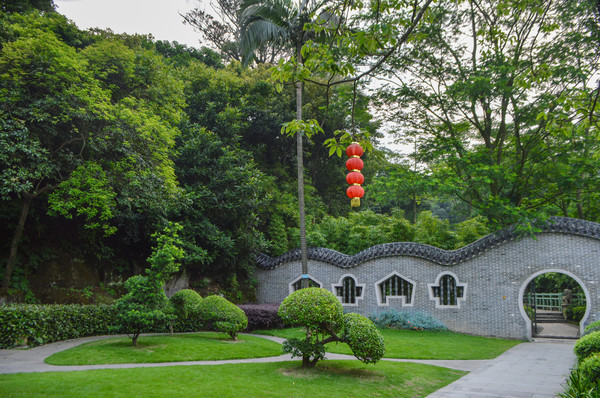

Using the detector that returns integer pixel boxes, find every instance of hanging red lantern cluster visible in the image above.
[346,142,364,207]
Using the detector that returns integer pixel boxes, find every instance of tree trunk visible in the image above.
[296,12,308,289]
[2,195,33,291]
[132,332,140,346]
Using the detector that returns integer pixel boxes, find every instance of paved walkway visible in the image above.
[0,333,577,397]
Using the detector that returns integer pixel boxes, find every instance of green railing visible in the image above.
[524,292,586,311]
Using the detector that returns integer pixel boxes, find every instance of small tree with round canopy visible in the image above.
[278,287,385,367]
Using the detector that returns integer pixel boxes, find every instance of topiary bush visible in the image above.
[237,303,284,330]
[169,289,203,332]
[198,295,248,340]
[369,309,447,331]
[278,287,386,368]
[584,321,600,337]
[343,313,385,364]
[575,331,600,361]
[278,287,343,333]
[578,353,600,385]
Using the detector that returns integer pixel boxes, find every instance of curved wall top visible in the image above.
[255,217,600,269]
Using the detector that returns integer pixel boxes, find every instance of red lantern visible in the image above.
[346,157,364,171]
[345,142,365,207]
[346,171,365,185]
[346,142,364,157]
[346,185,364,207]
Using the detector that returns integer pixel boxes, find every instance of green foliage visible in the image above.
[579,354,600,385]
[298,210,490,255]
[169,289,202,320]
[0,118,52,200]
[0,304,118,348]
[575,332,600,362]
[197,295,248,340]
[376,0,600,228]
[567,306,587,322]
[48,161,117,237]
[342,313,385,364]
[584,321,600,337]
[282,337,327,364]
[278,288,386,367]
[112,223,184,345]
[278,287,344,334]
[414,211,457,250]
[559,368,600,398]
[369,310,447,331]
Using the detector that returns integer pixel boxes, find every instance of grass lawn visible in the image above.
[254,327,522,360]
[45,333,283,365]
[0,361,466,398]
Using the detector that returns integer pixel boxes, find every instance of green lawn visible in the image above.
[45,333,283,365]
[0,361,466,398]
[254,327,522,360]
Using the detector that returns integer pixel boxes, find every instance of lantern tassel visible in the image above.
[351,197,361,207]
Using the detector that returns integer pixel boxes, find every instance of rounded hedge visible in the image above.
[343,313,386,364]
[575,331,600,361]
[578,353,600,384]
[169,289,202,319]
[584,321,600,337]
[197,295,248,339]
[278,288,343,333]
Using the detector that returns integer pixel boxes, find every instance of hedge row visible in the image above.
[1,302,285,348]
[0,304,119,348]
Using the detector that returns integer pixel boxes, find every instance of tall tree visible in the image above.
[240,0,434,287]
[182,0,288,63]
[377,0,600,229]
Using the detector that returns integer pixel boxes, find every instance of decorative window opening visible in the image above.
[429,273,466,308]
[332,275,365,305]
[376,272,415,306]
[290,276,322,293]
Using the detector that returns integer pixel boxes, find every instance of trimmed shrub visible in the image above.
[0,304,118,348]
[170,289,202,318]
[584,321,600,337]
[343,313,385,364]
[579,353,600,385]
[169,289,203,332]
[369,309,447,331]
[198,295,248,340]
[278,287,343,333]
[278,288,386,368]
[575,331,600,361]
[238,303,284,330]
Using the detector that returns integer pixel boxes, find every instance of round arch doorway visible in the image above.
[518,269,590,340]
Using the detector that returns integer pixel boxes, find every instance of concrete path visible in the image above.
[427,339,576,398]
[0,334,577,397]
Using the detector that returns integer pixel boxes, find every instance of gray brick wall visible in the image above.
[255,217,600,340]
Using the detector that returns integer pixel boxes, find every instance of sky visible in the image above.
[54,0,205,48]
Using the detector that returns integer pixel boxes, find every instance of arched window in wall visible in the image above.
[375,272,415,306]
[332,275,365,305]
[289,275,322,293]
[429,272,467,308]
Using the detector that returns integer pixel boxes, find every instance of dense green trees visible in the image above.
[2,1,599,303]
[376,0,600,230]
